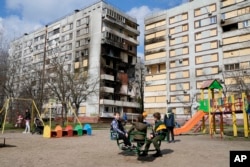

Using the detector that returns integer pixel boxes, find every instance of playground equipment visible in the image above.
[174,79,249,138]
[110,125,166,156]
[43,102,92,138]
[0,98,45,134]
[174,111,206,135]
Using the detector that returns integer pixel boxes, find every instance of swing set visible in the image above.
[0,98,44,134]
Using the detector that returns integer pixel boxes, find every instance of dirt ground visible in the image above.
[0,129,250,167]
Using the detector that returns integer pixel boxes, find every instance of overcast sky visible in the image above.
[0,0,189,55]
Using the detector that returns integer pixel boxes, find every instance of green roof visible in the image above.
[200,79,223,90]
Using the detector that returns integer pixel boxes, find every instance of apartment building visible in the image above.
[221,0,250,91]
[144,0,250,117]
[8,1,140,121]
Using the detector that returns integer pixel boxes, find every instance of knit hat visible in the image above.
[167,107,172,113]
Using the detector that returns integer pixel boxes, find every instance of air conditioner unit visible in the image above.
[219,40,223,47]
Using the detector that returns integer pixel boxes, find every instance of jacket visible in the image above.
[110,119,126,135]
[128,122,147,140]
[164,113,175,127]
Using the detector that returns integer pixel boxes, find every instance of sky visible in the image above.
[0,0,189,56]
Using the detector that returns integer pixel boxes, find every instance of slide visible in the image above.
[174,111,207,135]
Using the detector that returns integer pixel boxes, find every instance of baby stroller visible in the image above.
[32,117,44,135]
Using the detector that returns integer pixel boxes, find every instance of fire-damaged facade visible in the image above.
[8,1,140,121]
[100,6,140,117]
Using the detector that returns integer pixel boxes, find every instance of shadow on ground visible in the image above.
[137,149,174,162]
[0,144,17,148]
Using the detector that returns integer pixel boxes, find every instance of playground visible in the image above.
[0,129,249,167]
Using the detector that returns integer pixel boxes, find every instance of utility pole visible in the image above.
[40,25,48,112]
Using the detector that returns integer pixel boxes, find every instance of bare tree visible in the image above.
[45,53,99,125]
[221,66,250,97]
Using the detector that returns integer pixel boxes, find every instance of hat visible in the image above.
[167,107,172,113]
[142,111,147,118]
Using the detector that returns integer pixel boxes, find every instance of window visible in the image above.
[210,16,216,24]
[225,63,240,71]
[243,20,249,27]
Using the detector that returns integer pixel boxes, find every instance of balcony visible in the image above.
[100,74,114,81]
[102,15,140,35]
[99,99,139,108]
[102,27,139,45]
[100,86,114,93]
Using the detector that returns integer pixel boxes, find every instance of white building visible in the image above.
[8,1,140,122]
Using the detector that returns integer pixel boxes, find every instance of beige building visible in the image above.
[8,1,140,121]
[144,0,250,118]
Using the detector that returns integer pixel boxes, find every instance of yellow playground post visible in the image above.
[199,79,249,138]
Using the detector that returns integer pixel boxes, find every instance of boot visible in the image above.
[140,151,148,157]
[153,149,162,157]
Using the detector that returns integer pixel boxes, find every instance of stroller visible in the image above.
[32,117,44,135]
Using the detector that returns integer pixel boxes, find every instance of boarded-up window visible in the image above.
[196,81,203,89]
[225,10,237,19]
[159,64,166,73]
[145,85,166,92]
[209,4,216,13]
[182,13,188,20]
[194,9,201,17]
[211,41,217,48]
[170,50,175,57]
[170,61,176,68]
[170,73,176,79]
[210,29,217,36]
[183,71,189,78]
[155,96,166,103]
[169,17,175,24]
[151,65,158,74]
[222,0,235,7]
[170,84,176,91]
[156,30,166,37]
[80,106,86,114]
[183,47,188,54]
[182,24,188,31]
[145,97,155,103]
[182,36,188,42]
[169,28,175,34]
[75,62,80,69]
[196,44,202,52]
[145,33,155,40]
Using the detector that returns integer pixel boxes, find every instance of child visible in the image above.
[110,111,132,149]
[140,112,167,157]
[128,114,147,141]
[23,109,31,133]
[164,107,175,143]
[16,114,23,128]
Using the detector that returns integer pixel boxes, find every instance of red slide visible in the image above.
[174,111,206,135]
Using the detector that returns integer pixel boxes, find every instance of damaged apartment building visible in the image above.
[8,1,140,121]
